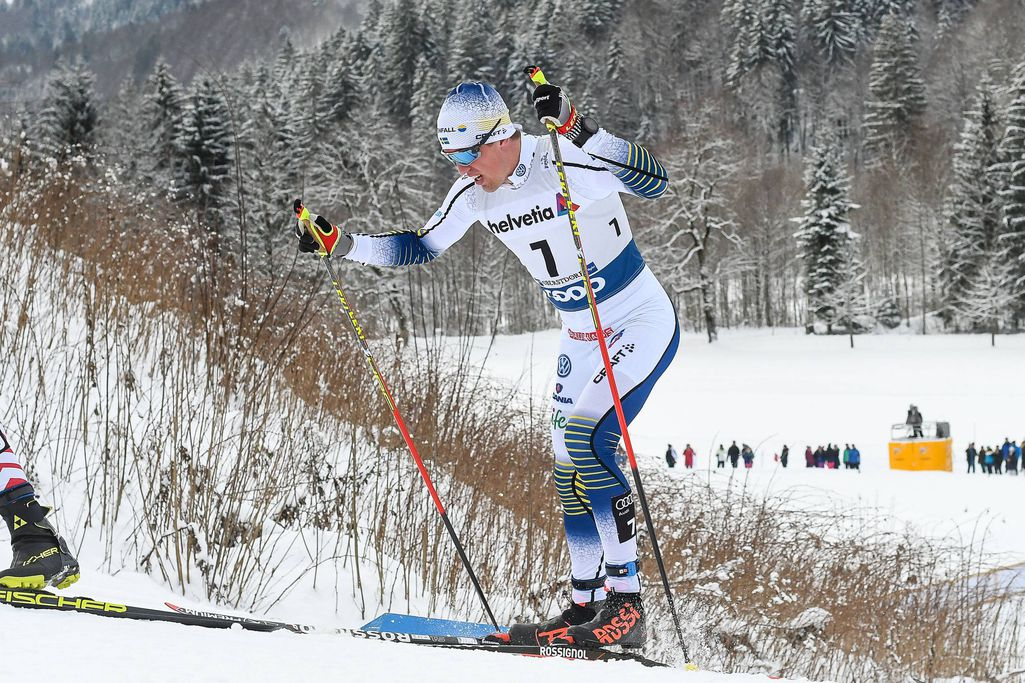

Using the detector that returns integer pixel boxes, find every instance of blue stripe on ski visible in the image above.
[361,612,506,638]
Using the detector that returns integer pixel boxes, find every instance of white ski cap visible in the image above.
[437,81,517,151]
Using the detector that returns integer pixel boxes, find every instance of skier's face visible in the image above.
[452,135,519,193]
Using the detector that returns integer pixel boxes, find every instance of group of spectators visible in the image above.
[801,444,862,470]
[713,441,756,469]
[663,442,862,471]
[966,440,1022,475]
[664,443,695,469]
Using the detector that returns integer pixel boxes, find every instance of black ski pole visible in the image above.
[293,200,498,629]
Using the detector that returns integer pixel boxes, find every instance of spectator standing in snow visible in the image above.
[805,446,814,468]
[741,444,754,469]
[1008,441,1020,476]
[683,444,695,469]
[728,441,740,468]
[716,445,727,468]
[842,444,851,469]
[780,445,789,468]
[906,405,924,438]
[848,444,861,471]
[665,443,677,468]
[982,447,994,474]
[814,446,825,468]
[965,443,977,473]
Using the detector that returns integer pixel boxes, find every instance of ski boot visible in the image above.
[564,589,646,649]
[0,484,80,590]
[486,598,604,646]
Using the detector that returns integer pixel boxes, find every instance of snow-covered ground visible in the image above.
[5,325,1023,682]
[466,327,1025,565]
[9,568,804,682]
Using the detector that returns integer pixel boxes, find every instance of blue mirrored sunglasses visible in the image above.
[441,119,502,166]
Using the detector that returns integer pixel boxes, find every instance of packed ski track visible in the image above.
[5,575,810,682]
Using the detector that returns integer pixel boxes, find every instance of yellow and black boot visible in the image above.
[0,484,80,590]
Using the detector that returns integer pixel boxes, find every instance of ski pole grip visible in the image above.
[524,65,548,86]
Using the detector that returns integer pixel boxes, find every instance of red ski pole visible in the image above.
[294,200,498,629]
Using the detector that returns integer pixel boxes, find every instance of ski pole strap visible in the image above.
[605,561,638,578]
[571,575,607,591]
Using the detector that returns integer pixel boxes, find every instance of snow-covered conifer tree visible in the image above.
[33,59,98,163]
[996,63,1025,318]
[763,0,798,152]
[723,0,764,87]
[378,0,419,126]
[862,12,926,161]
[939,77,1002,324]
[175,75,233,237]
[142,61,185,183]
[802,0,860,66]
[794,136,864,331]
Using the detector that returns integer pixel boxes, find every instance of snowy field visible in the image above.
[465,327,1025,564]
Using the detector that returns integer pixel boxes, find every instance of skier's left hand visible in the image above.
[293,199,321,253]
[531,82,578,135]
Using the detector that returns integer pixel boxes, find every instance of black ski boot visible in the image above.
[486,598,604,646]
[564,589,646,649]
[0,484,80,590]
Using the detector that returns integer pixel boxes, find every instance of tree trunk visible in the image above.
[698,250,717,343]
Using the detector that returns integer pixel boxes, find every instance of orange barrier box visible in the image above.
[888,438,953,472]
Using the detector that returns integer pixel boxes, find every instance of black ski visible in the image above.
[166,602,667,667]
[1,588,667,667]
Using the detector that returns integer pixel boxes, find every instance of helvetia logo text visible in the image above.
[487,205,555,234]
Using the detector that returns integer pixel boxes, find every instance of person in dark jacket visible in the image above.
[906,404,924,438]
[728,441,741,468]
[966,443,977,473]
[741,444,754,469]
[994,441,1006,474]
[814,446,825,468]
[780,445,789,468]
[1008,441,1020,476]
[665,443,677,468]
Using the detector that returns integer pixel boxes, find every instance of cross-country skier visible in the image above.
[0,421,79,589]
[295,79,676,649]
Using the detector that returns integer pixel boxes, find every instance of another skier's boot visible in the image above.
[485,598,604,646]
[0,484,80,590]
[564,589,646,649]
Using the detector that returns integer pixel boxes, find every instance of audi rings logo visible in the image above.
[548,277,606,303]
[557,354,572,378]
[614,493,634,511]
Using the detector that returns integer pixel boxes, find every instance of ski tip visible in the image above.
[164,602,182,611]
